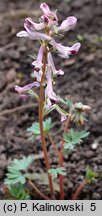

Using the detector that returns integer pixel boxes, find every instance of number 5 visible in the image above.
[90,203,96,211]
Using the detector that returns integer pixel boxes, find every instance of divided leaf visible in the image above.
[5,156,35,185]
[64,129,89,152]
[27,122,40,141]
[58,96,73,109]
[8,183,30,200]
[86,167,98,183]
[8,156,34,171]
[27,118,54,141]
[43,118,55,134]
[48,167,66,179]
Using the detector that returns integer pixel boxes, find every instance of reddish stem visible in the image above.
[39,45,54,199]
[47,133,60,158]
[72,180,86,200]
[59,113,72,200]
[29,179,50,200]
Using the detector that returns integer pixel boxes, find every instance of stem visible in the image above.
[72,180,86,200]
[59,113,72,200]
[59,152,64,199]
[28,179,50,200]
[39,45,54,199]
[47,133,60,158]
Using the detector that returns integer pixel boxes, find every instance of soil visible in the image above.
[0,0,102,200]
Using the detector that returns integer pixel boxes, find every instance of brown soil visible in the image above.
[0,0,102,200]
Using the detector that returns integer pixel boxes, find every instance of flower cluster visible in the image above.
[16,2,81,121]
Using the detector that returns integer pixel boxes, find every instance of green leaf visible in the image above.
[5,173,26,185]
[8,183,30,200]
[48,167,67,178]
[5,156,35,185]
[86,167,98,183]
[57,167,67,176]
[48,169,58,178]
[27,122,40,138]
[8,156,34,171]
[58,96,73,109]
[64,129,89,152]
[43,118,55,134]
[27,118,54,141]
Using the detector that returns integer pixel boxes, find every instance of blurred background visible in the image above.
[0,0,102,199]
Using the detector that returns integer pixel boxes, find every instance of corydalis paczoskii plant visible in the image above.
[6,3,91,200]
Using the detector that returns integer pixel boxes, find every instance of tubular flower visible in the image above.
[17,17,52,41]
[50,40,81,58]
[25,17,44,31]
[57,16,77,32]
[45,68,58,108]
[41,15,58,28]
[48,52,64,76]
[32,46,43,82]
[40,3,58,23]
[15,82,40,94]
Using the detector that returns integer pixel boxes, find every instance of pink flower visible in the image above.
[32,46,43,68]
[40,3,58,29]
[57,16,77,32]
[25,17,45,31]
[17,18,52,41]
[50,40,81,58]
[40,3,58,21]
[33,70,43,82]
[48,52,64,75]
[41,15,58,28]
[45,68,58,108]
[15,82,40,94]
[32,46,43,82]
[40,3,51,14]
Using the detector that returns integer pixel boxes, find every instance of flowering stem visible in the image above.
[39,45,54,199]
[59,113,72,200]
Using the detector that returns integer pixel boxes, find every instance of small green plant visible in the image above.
[5,2,95,200]
[8,184,31,200]
[72,167,98,200]
[86,167,98,183]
